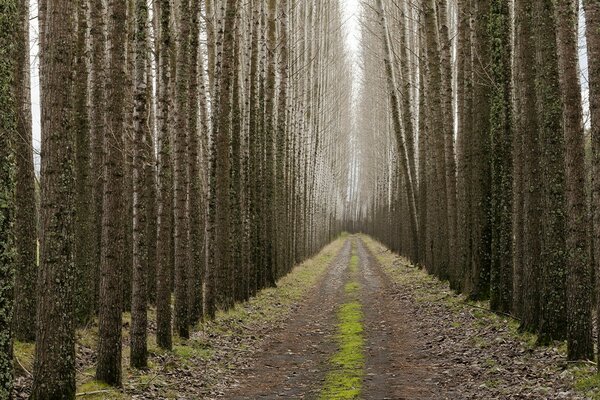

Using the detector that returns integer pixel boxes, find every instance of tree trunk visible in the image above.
[0,1,18,395]
[130,0,149,369]
[488,0,513,314]
[31,0,77,396]
[156,0,174,350]
[13,0,38,341]
[374,0,419,262]
[173,0,191,340]
[555,0,594,361]
[583,0,600,369]
[97,0,127,385]
[535,0,568,343]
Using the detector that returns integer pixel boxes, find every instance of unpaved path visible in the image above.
[223,235,584,399]
[224,240,352,399]
[227,237,439,399]
[356,238,437,399]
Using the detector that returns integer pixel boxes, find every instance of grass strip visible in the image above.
[321,239,365,400]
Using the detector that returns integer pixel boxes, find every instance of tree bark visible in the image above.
[0,1,18,395]
[31,0,77,396]
[555,0,594,361]
[13,0,38,340]
[96,0,127,385]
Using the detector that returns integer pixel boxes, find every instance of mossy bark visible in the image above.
[0,0,18,395]
[31,0,77,397]
[96,0,127,386]
[13,0,38,341]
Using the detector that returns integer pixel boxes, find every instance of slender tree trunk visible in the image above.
[0,1,18,395]
[31,0,77,396]
[156,0,174,350]
[375,0,419,262]
[582,0,600,369]
[535,0,568,343]
[130,0,149,369]
[13,0,38,340]
[188,0,204,326]
[89,0,107,314]
[555,0,594,361]
[488,0,513,314]
[173,0,191,339]
[97,0,127,385]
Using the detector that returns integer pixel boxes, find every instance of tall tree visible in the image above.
[555,0,594,361]
[13,0,38,340]
[488,0,513,314]
[130,0,149,369]
[0,0,18,395]
[173,0,191,339]
[97,0,127,385]
[156,0,174,350]
[207,0,239,317]
[513,0,538,325]
[374,0,419,262]
[73,0,95,325]
[31,0,77,396]
[583,0,600,368]
[467,0,492,300]
[89,0,107,313]
[187,0,204,325]
[535,0,567,343]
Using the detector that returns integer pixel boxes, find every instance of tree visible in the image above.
[555,0,594,361]
[31,0,77,396]
[488,0,513,314]
[156,0,174,350]
[467,0,492,300]
[173,0,191,339]
[535,0,567,343]
[89,0,107,314]
[97,0,127,385]
[187,0,204,325]
[130,0,149,369]
[207,0,239,317]
[13,0,38,340]
[0,1,18,395]
[374,0,419,262]
[583,0,600,368]
[513,0,538,326]
[423,0,449,279]
[73,0,95,325]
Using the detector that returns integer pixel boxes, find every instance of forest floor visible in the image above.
[12,234,600,399]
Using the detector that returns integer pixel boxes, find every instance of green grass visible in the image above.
[571,365,600,400]
[344,282,360,294]
[76,381,128,399]
[321,241,365,400]
[13,340,35,376]
[349,255,359,274]
[321,301,365,400]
